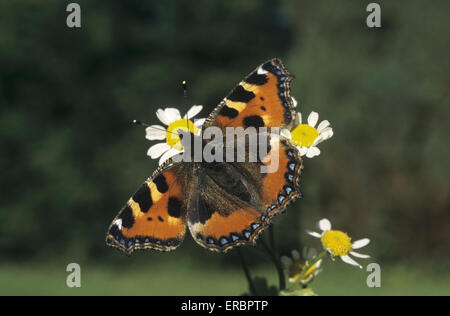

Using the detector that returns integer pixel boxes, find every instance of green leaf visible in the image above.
[280,288,318,296]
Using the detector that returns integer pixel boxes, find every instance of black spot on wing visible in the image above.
[198,198,215,224]
[243,115,265,128]
[153,174,169,193]
[118,204,135,229]
[168,197,182,218]
[228,85,255,103]
[262,59,287,76]
[245,72,268,85]
[132,184,152,213]
[108,224,120,236]
[218,105,239,119]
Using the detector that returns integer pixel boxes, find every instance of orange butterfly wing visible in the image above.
[204,58,296,130]
[106,163,187,255]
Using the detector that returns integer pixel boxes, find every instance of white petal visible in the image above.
[312,135,324,146]
[280,256,293,269]
[306,146,320,158]
[312,260,323,270]
[352,238,370,250]
[291,250,301,260]
[185,105,203,119]
[320,127,333,139]
[299,147,308,156]
[341,255,362,269]
[318,219,331,231]
[292,97,298,108]
[194,118,206,127]
[317,120,330,133]
[147,143,170,159]
[145,125,167,140]
[159,147,181,165]
[306,230,322,238]
[157,108,180,125]
[350,251,371,259]
[321,128,334,140]
[156,109,171,125]
[280,128,292,140]
[328,130,334,138]
[307,111,319,127]
[296,112,302,125]
[164,108,181,122]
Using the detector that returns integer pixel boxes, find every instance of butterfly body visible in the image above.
[106,58,303,254]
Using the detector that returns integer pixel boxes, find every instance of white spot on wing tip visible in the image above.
[257,66,268,75]
[114,219,123,230]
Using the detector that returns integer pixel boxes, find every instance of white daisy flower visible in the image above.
[306,218,370,269]
[281,111,333,158]
[281,248,323,285]
[145,105,205,165]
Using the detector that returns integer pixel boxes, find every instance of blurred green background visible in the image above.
[0,0,449,295]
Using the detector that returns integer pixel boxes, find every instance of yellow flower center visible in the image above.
[289,260,320,284]
[321,230,352,257]
[166,119,198,150]
[303,262,319,279]
[291,124,319,148]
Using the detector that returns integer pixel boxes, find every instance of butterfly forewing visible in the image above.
[205,58,296,130]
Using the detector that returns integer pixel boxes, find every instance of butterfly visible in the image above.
[106,58,303,255]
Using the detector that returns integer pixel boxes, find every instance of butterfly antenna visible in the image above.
[182,80,190,131]
[182,80,188,99]
[132,119,150,127]
[132,120,178,136]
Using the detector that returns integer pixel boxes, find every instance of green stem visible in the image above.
[260,238,286,291]
[269,226,285,291]
[238,248,257,296]
[269,225,275,250]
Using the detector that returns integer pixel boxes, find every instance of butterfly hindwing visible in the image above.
[258,133,303,219]
[186,164,266,252]
[106,162,188,255]
[205,58,295,130]
[188,133,302,253]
